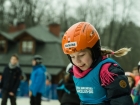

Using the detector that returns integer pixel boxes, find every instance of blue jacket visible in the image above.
[29,64,46,96]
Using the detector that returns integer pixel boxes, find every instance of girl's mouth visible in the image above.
[79,64,85,68]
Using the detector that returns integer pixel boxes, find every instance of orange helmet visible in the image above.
[62,22,100,54]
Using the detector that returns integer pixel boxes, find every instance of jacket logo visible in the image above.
[119,80,127,88]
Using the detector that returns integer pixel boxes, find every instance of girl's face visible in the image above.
[69,49,93,71]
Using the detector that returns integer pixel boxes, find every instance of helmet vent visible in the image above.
[83,25,86,32]
[90,31,94,37]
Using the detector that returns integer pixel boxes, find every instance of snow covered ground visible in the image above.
[0,97,60,105]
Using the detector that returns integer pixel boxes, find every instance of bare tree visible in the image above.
[102,0,139,71]
[113,0,134,50]
[0,0,6,30]
[1,0,50,31]
[105,0,134,49]
[59,1,69,31]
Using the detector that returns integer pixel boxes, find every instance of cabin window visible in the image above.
[21,40,34,53]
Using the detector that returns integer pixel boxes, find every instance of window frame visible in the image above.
[20,40,35,54]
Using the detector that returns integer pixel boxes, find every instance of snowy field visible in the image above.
[0,97,60,105]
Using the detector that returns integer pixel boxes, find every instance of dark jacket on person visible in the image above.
[0,64,22,94]
[57,74,80,105]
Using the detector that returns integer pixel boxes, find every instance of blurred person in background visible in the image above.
[132,66,139,77]
[42,72,52,101]
[132,66,140,86]
[0,54,22,105]
[125,72,135,90]
[17,73,29,97]
[131,81,140,105]
[0,74,2,98]
[125,72,137,105]
[57,63,80,105]
[131,62,140,105]
[29,55,46,105]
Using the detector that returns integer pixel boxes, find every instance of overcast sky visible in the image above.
[4,0,140,27]
[48,0,140,26]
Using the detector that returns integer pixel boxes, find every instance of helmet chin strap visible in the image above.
[90,40,101,68]
[90,49,102,68]
[67,55,74,65]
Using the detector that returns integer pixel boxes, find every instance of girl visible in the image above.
[61,22,133,105]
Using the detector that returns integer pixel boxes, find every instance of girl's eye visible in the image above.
[79,54,85,57]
